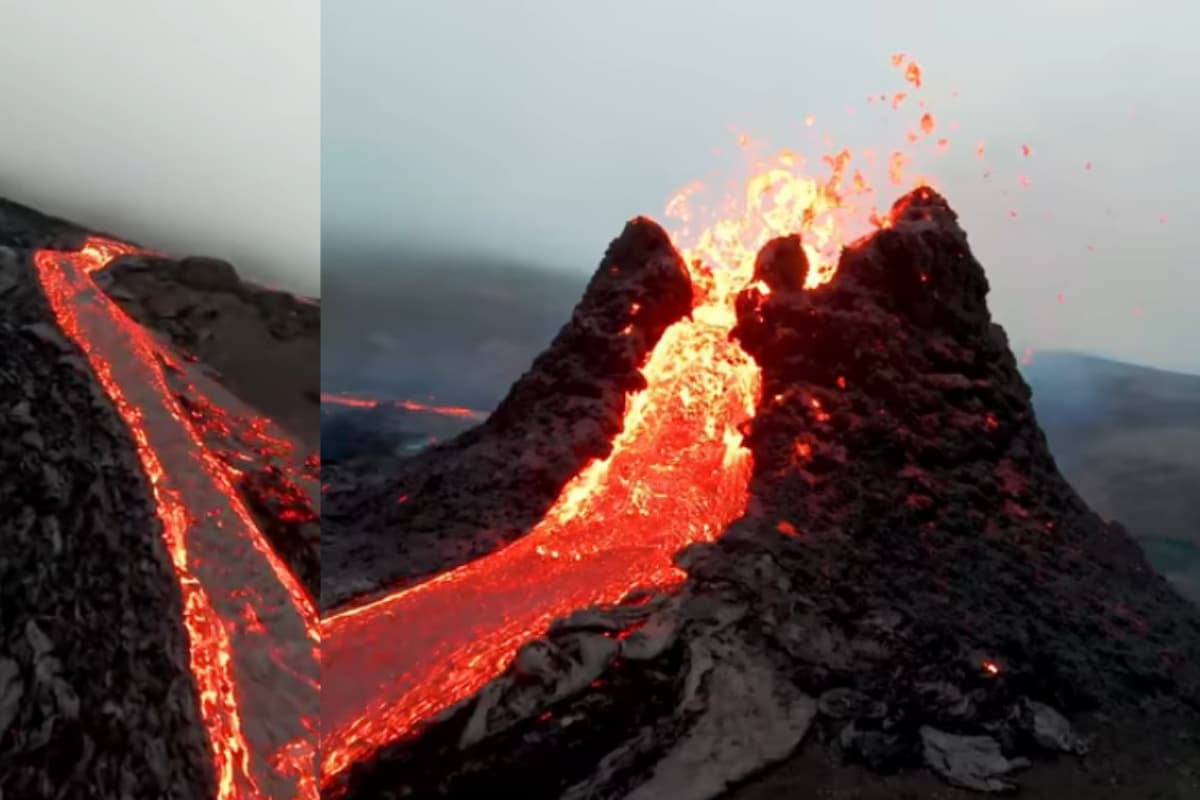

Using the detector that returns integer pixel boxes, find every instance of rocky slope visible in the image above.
[1025,351,1200,605]
[329,190,1200,798]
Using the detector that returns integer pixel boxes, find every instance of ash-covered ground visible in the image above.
[325,190,1200,799]
[0,196,321,797]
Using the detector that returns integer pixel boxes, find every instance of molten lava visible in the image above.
[33,238,319,799]
[321,391,485,420]
[321,55,962,788]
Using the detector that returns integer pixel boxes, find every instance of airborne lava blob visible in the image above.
[321,56,956,788]
[33,238,320,799]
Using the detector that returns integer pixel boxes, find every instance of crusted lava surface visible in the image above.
[332,190,1200,799]
[0,246,215,799]
[321,217,693,610]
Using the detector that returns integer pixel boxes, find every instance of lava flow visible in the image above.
[321,391,485,420]
[322,56,955,788]
[33,238,320,799]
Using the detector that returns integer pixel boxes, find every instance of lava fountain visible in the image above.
[33,239,320,799]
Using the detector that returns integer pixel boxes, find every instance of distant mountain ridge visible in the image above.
[1024,350,1200,603]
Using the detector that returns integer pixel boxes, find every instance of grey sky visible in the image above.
[2,1,320,295]
[325,0,1199,374]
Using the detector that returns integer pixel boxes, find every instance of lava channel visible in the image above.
[320,391,485,420]
[33,238,320,800]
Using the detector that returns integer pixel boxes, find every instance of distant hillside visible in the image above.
[1024,351,1200,603]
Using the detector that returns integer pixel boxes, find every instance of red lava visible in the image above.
[321,391,485,420]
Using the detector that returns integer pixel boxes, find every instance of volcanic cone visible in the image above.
[325,189,1200,799]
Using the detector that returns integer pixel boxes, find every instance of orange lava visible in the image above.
[320,55,955,788]
[33,238,318,799]
[396,399,484,419]
[321,391,485,420]
[321,392,379,409]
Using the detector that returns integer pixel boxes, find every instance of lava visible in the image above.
[321,391,485,420]
[321,56,964,789]
[32,239,319,798]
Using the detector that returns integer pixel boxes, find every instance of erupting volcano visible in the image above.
[0,200,319,798]
[321,61,1200,799]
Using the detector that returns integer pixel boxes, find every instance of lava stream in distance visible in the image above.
[321,56,952,787]
[320,391,485,420]
[33,238,320,799]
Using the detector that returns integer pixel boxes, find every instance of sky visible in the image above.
[1,1,320,295]
[324,0,1200,376]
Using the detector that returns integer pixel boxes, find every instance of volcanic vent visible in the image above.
[0,198,319,799]
[323,188,1200,798]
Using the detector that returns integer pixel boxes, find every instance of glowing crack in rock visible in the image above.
[33,238,319,799]
[320,55,967,788]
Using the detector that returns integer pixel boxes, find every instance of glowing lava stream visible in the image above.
[320,391,485,420]
[320,282,762,780]
[33,238,320,800]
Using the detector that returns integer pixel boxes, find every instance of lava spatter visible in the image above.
[33,238,319,798]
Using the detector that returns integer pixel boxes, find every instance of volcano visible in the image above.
[321,187,1200,798]
[0,198,319,798]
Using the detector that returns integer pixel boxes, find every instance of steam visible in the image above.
[3,1,319,294]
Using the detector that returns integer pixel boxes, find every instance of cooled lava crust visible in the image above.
[330,189,1200,799]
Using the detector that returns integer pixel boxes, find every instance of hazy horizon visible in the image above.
[3,1,320,295]
[325,0,1200,376]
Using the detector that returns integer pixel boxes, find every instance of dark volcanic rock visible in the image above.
[0,247,215,799]
[335,189,1200,799]
[321,216,694,610]
[0,198,92,253]
[729,188,1200,713]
